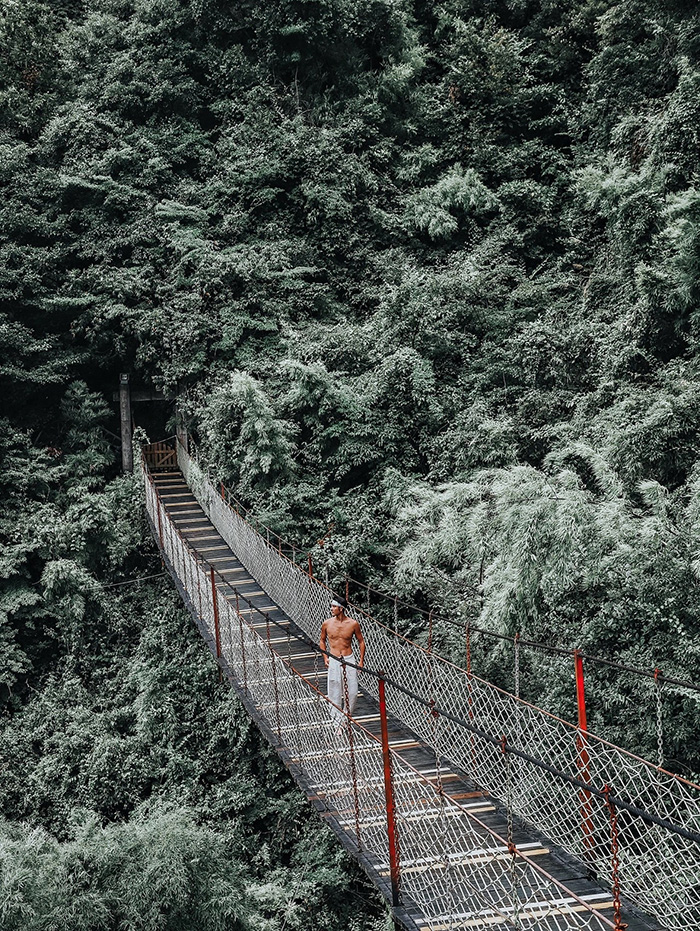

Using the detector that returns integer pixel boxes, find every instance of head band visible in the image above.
[331,599,344,608]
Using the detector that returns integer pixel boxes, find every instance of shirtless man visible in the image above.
[319,595,366,726]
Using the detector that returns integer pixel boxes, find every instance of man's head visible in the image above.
[330,594,348,616]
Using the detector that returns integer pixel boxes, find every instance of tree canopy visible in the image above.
[3,0,700,923]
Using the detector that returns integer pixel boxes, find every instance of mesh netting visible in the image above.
[145,445,700,931]
[143,462,624,931]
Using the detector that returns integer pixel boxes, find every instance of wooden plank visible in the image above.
[421,893,615,931]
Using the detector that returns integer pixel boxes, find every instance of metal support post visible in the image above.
[196,559,202,618]
[378,674,401,907]
[156,496,164,550]
[211,568,223,682]
[119,373,133,472]
[236,593,248,693]
[574,649,594,867]
[266,614,281,739]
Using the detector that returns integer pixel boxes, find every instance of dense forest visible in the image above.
[2,0,700,926]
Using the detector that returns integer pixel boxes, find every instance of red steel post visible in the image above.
[465,621,471,677]
[378,674,401,907]
[175,531,182,579]
[308,555,313,578]
[575,649,588,731]
[183,536,190,596]
[574,649,594,864]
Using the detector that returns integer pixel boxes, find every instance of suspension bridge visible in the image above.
[141,438,700,931]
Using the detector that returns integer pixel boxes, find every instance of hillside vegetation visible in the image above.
[2,0,700,926]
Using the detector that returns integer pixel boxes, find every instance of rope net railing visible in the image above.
[141,453,623,931]
[180,442,700,700]
[167,439,700,931]
[184,443,700,771]
[340,582,700,781]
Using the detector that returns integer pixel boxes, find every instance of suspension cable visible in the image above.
[99,572,168,589]
[146,447,700,847]
[218,579,700,847]
[199,445,700,697]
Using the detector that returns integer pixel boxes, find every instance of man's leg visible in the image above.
[326,658,343,725]
[343,661,359,716]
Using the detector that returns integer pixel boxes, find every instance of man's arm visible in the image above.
[355,621,366,668]
[319,621,329,667]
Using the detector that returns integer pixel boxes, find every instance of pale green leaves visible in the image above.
[0,807,251,931]
[387,443,700,644]
[197,372,296,490]
[408,167,499,240]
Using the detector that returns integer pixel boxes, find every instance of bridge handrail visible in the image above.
[178,442,693,774]
[176,442,699,779]
[141,450,619,931]
[178,443,700,702]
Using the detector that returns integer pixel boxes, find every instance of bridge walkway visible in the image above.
[150,468,656,931]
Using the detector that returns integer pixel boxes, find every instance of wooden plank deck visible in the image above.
[151,470,660,931]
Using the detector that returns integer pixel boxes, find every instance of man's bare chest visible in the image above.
[327,619,354,641]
